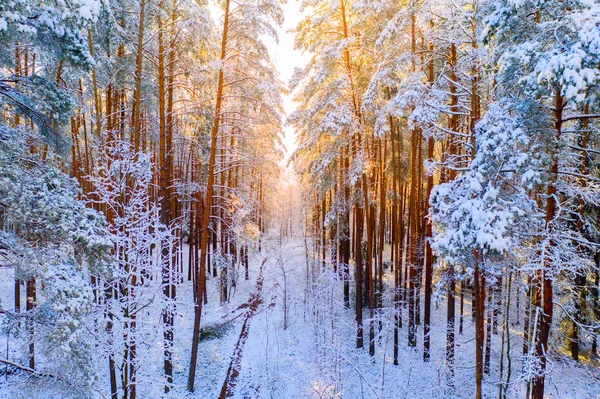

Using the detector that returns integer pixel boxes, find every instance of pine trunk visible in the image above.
[188,0,230,391]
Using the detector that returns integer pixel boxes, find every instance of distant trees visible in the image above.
[187,0,284,391]
[290,0,376,351]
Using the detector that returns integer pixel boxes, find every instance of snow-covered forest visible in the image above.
[0,0,599,398]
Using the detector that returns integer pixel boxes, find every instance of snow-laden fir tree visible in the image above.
[0,127,112,397]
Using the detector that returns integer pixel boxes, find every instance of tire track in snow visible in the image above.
[218,257,268,398]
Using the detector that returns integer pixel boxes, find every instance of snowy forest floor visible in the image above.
[1,231,600,398]
[178,233,600,398]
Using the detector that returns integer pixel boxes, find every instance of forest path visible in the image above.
[222,234,319,398]
[218,257,268,398]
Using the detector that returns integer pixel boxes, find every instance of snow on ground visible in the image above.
[1,232,599,398]
[180,233,600,398]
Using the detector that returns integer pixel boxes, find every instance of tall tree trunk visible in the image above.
[188,0,230,391]
[446,43,458,376]
[423,25,435,360]
[378,139,386,317]
[13,45,22,317]
[523,275,533,358]
[87,30,102,141]
[132,0,146,153]
[531,91,562,399]
[459,279,465,335]
[355,199,364,348]
[339,0,367,350]
[593,259,599,357]
[571,102,589,361]
[484,287,493,374]
[342,147,351,308]
[26,279,35,369]
[364,172,375,356]
[106,285,118,399]
[474,254,485,399]
[158,4,176,390]
[390,111,400,365]
[407,127,419,347]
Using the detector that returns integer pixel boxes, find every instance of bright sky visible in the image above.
[209,1,309,163]
[263,1,309,162]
